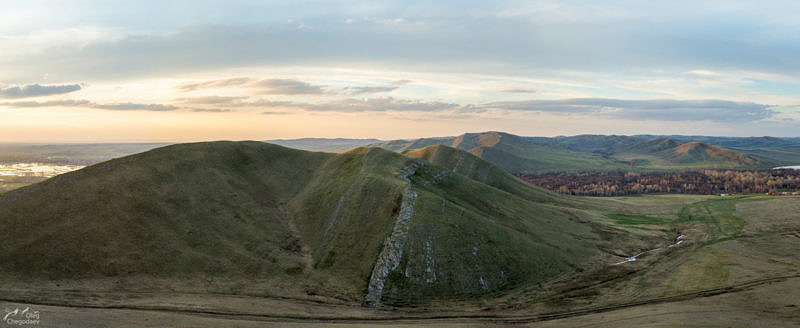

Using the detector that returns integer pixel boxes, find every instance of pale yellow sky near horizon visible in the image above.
[3,65,799,142]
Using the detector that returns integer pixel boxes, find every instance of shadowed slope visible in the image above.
[0,142,332,281]
[0,141,620,307]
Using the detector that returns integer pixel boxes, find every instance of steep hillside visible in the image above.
[403,144,572,206]
[635,135,800,166]
[668,142,757,165]
[373,131,622,173]
[627,138,684,153]
[616,138,761,168]
[0,141,623,307]
[553,134,647,153]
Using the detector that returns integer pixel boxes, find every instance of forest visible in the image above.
[517,169,800,196]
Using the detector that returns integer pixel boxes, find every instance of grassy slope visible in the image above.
[378,159,613,306]
[376,132,777,172]
[0,142,332,283]
[614,138,764,168]
[0,141,626,307]
[403,144,575,206]
[375,132,622,173]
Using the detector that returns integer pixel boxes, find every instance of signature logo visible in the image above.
[3,307,39,326]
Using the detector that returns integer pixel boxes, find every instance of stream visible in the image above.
[613,234,685,265]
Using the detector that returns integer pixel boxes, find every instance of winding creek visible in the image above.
[613,234,685,265]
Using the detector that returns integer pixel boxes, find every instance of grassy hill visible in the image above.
[553,134,647,153]
[403,144,574,206]
[373,131,623,173]
[0,141,628,307]
[636,135,800,166]
[373,132,775,172]
[613,138,762,168]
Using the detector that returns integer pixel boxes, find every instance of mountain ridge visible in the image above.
[0,141,627,307]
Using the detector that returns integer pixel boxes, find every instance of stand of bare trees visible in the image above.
[517,169,800,196]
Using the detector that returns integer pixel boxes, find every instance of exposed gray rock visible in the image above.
[363,161,423,308]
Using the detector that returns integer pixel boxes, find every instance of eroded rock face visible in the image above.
[363,161,424,308]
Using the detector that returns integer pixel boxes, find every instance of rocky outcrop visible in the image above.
[363,161,424,308]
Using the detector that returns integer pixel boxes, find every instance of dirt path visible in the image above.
[2,274,796,326]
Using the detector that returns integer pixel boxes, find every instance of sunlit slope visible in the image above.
[0,141,617,307]
[403,144,573,206]
[374,131,622,173]
[616,138,762,168]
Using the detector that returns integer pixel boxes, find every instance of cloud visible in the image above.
[176,96,301,108]
[0,99,179,111]
[251,79,325,95]
[301,97,460,112]
[176,78,253,92]
[5,2,800,84]
[260,111,292,115]
[187,95,461,113]
[174,78,326,95]
[502,88,536,94]
[92,102,179,111]
[174,96,248,104]
[190,108,231,113]
[0,84,82,98]
[483,98,776,122]
[343,86,399,95]
[391,80,413,85]
[0,99,92,107]
[240,99,300,107]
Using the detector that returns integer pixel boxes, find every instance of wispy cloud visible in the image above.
[501,88,536,94]
[93,102,179,111]
[343,86,398,95]
[299,97,459,112]
[174,96,248,104]
[175,78,253,92]
[0,99,92,107]
[175,77,327,95]
[252,79,325,95]
[0,84,82,98]
[391,80,413,85]
[483,98,776,122]
[0,99,178,111]
[191,108,231,113]
[173,95,458,112]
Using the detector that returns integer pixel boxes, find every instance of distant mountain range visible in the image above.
[367,132,799,172]
[3,132,798,173]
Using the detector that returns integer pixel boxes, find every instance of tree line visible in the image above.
[516,169,800,196]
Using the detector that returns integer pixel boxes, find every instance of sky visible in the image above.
[1,0,800,142]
